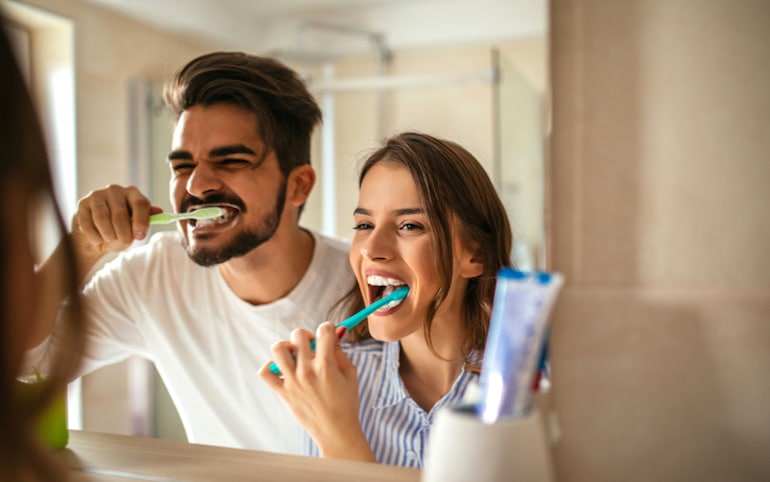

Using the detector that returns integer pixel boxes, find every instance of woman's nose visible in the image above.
[360,228,394,261]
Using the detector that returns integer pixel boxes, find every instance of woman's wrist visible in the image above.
[318,430,376,463]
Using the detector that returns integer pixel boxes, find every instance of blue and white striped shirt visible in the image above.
[303,339,482,468]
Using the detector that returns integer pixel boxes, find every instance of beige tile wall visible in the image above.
[301,42,501,239]
[548,0,770,480]
[24,0,216,195]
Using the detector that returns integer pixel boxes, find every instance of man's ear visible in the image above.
[286,165,316,207]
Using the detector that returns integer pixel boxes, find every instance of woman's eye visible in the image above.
[400,222,424,231]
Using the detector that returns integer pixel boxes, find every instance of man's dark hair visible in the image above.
[164,52,322,177]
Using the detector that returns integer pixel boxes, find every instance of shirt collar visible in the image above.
[373,341,405,408]
[372,341,484,409]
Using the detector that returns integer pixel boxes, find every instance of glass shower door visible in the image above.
[494,49,546,270]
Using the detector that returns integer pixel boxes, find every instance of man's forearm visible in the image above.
[28,234,101,348]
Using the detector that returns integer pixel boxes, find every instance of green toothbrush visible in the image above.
[149,207,226,225]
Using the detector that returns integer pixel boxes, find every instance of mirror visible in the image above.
[130,15,548,443]
[11,0,549,447]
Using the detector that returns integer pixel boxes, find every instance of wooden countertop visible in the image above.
[60,430,421,482]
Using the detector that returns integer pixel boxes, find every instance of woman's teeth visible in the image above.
[367,275,405,287]
[367,275,407,306]
[381,298,405,310]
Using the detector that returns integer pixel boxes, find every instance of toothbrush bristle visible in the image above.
[195,207,225,219]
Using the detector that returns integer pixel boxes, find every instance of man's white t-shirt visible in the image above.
[41,229,353,454]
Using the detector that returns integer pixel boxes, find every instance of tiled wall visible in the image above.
[548,1,770,480]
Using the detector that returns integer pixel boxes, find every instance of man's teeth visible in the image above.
[192,208,234,227]
[195,217,226,227]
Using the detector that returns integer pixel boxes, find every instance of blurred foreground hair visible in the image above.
[0,15,86,482]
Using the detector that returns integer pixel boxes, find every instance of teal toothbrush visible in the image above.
[149,207,226,225]
[268,286,410,375]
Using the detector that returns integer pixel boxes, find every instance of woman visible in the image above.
[261,132,512,467]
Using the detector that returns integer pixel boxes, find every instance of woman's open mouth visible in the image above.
[367,275,408,312]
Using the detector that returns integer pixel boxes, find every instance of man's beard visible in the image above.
[182,181,287,267]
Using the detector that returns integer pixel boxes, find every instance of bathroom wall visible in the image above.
[548,0,770,480]
[20,0,213,194]
[296,42,541,241]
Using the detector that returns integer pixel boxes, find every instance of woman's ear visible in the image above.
[286,165,316,207]
[458,243,484,279]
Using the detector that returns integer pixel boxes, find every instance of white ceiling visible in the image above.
[82,0,547,56]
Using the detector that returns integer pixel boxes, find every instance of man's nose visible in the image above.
[186,163,222,198]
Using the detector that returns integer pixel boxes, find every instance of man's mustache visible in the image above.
[180,194,246,212]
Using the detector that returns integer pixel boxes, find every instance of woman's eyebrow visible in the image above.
[353,207,424,216]
[394,207,424,216]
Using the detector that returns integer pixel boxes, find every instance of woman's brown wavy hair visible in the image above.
[330,132,513,360]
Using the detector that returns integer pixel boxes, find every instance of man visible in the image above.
[28,52,355,454]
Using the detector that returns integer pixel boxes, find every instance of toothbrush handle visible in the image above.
[149,213,177,225]
[267,287,409,375]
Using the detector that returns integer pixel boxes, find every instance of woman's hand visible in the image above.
[259,322,376,462]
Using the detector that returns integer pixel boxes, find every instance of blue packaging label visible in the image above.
[476,268,563,423]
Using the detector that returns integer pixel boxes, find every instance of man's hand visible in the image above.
[70,184,162,280]
[26,185,162,350]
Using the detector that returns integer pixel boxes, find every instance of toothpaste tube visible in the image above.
[476,268,563,423]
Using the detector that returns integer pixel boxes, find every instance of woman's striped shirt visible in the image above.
[303,339,482,468]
